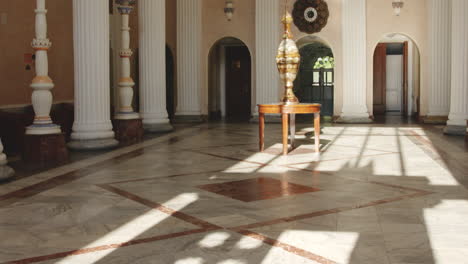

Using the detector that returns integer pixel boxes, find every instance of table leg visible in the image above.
[314,112,320,153]
[259,113,265,152]
[282,113,289,155]
[290,114,296,150]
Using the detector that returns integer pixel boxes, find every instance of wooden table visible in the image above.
[258,103,321,155]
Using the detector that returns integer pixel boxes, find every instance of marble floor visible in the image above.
[1,122,468,264]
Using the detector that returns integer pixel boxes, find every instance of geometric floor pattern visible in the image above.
[1,122,468,263]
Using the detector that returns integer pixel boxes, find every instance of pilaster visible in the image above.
[425,0,451,123]
[338,0,372,123]
[445,0,468,135]
[175,0,203,121]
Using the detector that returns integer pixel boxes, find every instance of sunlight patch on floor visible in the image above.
[198,232,231,248]
[55,193,199,264]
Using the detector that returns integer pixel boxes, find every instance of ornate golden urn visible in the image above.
[276,12,300,105]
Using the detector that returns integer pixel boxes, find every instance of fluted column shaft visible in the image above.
[445,0,468,135]
[115,1,139,120]
[255,0,280,107]
[27,0,61,135]
[139,0,173,131]
[427,0,451,117]
[69,0,118,149]
[339,0,371,122]
[176,0,202,118]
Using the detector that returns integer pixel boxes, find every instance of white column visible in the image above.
[115,0,139,120]
[427,0,451,118]
[69,0,118,149]
[176,0,203,120]
[338,0,371,123]
[0,138,14,181]
[139,0,173,131]
[255,0,280,107]
[26,0,61,135]
[445,0,468,135]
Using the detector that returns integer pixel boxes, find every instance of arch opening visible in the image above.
[294,37,335,118]
[208,37,252,121]
[372,33,421,119]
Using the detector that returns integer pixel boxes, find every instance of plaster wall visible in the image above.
[366,0,428,116]
[201,0,255,115]
[0,0,74,108]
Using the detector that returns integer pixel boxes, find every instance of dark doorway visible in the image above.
[208,38,252,122]
[225,46,251,121]
[294,42,334,117]
[166,46,175,119]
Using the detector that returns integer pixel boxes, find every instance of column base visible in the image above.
[173,115,205,123]
[336,115,373,124]
[113,118,144,144]
[115,112,141,120]
[0,165,15,181]
[23,133,69,165]
[443,125,466,136]
[143,122,174,133]
[68,138,119,151]
[25,124,61,135]
[422,116,448,125]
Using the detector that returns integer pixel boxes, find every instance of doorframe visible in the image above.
[373,41,410,116]
[373,43,387,115]
[402,41,409,116]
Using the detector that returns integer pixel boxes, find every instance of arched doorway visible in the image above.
[294,40,334,118]
[373,33,421,118]
[166,45,175,119]
[208,37,252,121]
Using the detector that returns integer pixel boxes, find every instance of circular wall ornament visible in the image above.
[292,0,329,34]
[303,7,318,22]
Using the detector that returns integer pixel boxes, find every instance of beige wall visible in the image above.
[0,0,74,107]
[366,0,428,116]
[201,0,256,115]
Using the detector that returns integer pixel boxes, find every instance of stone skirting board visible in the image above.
[0,103,74,155]
[113,118,144,144]
[335,115,373,124]
[143,122,174,133]
[23,133,69,165]
[423,116,448,125]
[173,115,206,123]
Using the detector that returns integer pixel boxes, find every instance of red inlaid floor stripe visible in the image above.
[97,184,220,230]
[4,228,211,264]
[0,150,145,206]
[230,191,432,231]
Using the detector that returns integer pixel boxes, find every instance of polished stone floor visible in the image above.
[1,121,468,264]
